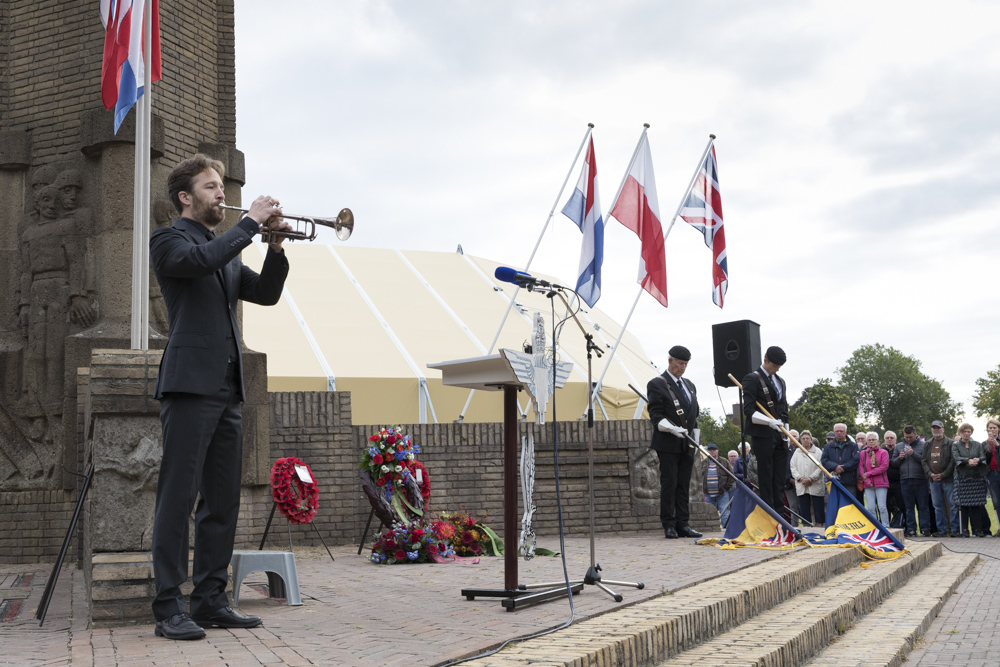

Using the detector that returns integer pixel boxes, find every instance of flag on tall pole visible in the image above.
[100,0,162,133]
[609,133,668,308]
[561,137,603,307]
[679,143,727,307]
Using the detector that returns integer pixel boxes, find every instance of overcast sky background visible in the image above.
[232,0,1000,431]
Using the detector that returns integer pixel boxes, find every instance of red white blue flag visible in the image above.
[679,145,727,308]
[610,134,668,308]
[100,0,162,134]
[561,137,604,307]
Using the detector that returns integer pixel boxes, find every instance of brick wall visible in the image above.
[1,1,235,167]
[256,392,661,552]
[0,490,77,563]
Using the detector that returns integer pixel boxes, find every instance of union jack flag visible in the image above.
[837,529,900,553]
[757,523,798,547]
[680,144,727,308]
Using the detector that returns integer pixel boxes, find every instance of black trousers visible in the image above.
[750,432,787,514]
[152,364,243,621]
[656,449,694,529]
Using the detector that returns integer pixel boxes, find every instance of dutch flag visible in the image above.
[100,0,162,134]
[561,137,604,307]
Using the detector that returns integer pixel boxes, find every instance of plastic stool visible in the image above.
[230,550,302,606]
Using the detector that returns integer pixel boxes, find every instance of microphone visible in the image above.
[493,266,563,291]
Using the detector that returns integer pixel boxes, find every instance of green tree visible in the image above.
[972,364,1000,418]
[790,379,858,436]
[837,344,962,435]
[696,409,742,454]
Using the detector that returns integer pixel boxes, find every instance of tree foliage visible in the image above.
[973,364,1000,419]
[696,410,742,454]
[837,344,961,435]
[789,379,858,436]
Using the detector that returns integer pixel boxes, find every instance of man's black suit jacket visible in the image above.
[150,216,289,401]
[647,372,699,454]
[741,369,788,439]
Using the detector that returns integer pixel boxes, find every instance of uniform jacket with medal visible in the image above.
[647,372,699,454]
[741,369,788,438]
[150,216,288,401]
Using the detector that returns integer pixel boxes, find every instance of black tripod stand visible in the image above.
[519,292,643,602]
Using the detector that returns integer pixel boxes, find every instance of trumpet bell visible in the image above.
[332,208,354,241]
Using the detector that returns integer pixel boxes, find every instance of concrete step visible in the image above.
[656,540,942,666]
[806,551,979,666]
[461,537,918,667]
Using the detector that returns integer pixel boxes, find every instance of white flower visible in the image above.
[394,465,402,473]
[406,453,414,460]
[381,465,390,473]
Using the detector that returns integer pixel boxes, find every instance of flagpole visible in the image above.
[586,133,717,412]
[662,134,716,240]
[129,0,152,351]
[456,123,594,422]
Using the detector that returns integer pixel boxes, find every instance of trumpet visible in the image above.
[219,204,354,242]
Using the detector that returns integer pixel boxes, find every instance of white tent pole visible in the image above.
[587,133,717,410]
[457,123,594,422]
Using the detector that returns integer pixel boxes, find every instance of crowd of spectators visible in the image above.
[706,419,1000,538]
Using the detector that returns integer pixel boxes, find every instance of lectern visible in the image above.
[428,352,581,610]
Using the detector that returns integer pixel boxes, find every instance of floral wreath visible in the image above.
[410,460,431,508]
[270,456,318,524]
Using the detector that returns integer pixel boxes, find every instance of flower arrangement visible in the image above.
[369,519,456,564]
[431,511,504,557]
[270,456,318,524]
[359,427,425,521]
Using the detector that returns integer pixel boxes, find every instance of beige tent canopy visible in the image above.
[242,244,661,425]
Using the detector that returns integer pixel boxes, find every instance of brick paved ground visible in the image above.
[1,531,786,666]
[907,535,1000,667]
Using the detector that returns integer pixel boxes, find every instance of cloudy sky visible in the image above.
[232,1,1000,429]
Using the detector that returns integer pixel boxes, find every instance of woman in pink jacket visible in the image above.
[860,432,890,523]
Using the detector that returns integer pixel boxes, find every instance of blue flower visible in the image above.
[368,447,378,457]
[407,551,419,561]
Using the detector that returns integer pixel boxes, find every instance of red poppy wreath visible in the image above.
[270,456,319,524]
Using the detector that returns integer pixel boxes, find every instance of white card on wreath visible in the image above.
[294,464,314,484]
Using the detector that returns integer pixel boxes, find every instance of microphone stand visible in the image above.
[517,287,644,603]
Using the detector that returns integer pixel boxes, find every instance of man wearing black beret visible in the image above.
[742,346,789,514]
[647,345,702,539]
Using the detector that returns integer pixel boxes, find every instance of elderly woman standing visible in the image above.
[953,423,990,537]
[790,430,826,527]
[859,432,890,524]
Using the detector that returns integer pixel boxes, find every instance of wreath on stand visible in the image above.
[271,456,319,524]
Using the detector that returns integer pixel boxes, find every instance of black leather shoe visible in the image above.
[903,530,916,537]
[677,525,703,538]
[931,531,947,538]
[154,613,206,640]
[193,606,262,629]
[664,526,679,539]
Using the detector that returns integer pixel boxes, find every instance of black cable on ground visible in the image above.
[437,296,580,667]
[908,536,1000,561]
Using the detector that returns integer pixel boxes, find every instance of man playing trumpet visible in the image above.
[149,153,292,640]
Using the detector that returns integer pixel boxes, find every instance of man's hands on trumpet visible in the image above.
[245,195,293,252]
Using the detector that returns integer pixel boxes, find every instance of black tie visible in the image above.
[675,379,688,407]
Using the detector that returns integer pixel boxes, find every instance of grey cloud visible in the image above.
[831,66,1000,170]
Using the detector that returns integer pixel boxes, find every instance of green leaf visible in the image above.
[400,494,424,517]
[479,523,504,556]
[533,547,559,557]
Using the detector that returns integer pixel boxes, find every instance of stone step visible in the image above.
[462,538,923,667]
[806,551,979,666]
[657,540,942,666]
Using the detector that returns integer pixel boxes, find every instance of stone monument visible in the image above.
[0,1,270,571]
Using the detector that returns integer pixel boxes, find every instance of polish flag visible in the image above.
[610,134,667,308]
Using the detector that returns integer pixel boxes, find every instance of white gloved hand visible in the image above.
[750,411,783,431]
[657,418,688,437]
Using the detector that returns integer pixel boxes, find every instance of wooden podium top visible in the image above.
[427,353,524,391]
